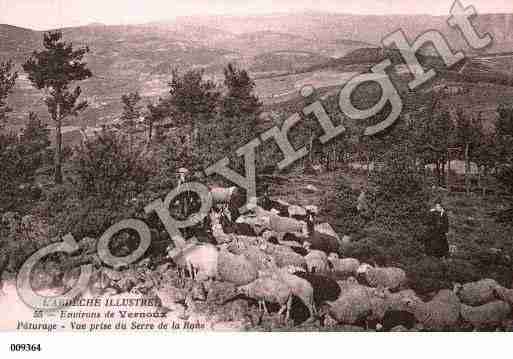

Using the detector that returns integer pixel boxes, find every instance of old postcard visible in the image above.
[1,0,513,338]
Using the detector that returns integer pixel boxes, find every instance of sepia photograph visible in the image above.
[1,0,513,343]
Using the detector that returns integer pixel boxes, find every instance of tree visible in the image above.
[454,109,482,194]
[73,128,153,202]
[0,115,50,212]
[416,110,454,186]
[369,143,430,233]
[168,68,219,144]
[495,105,513,195]
[221,63,262,118]
[23,31,92,184]
[145,98,167,144]
[117,91,142,150]
[0,61,18,128]
[20,112,51,150]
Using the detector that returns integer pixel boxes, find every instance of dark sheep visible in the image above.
[378,310,417,331]
[305,215,340,254]
[220,213,257,237]
[282,233,306,245]
[290,246,309,257]
[258,196,289,217]
[293,271,341,308]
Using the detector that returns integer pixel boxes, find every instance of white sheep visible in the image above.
[217,249,258,286]
[402,289,461,330]
[357,264,407,291]
[168,243,219,281]
[210,186,237,204]
[453,279,500,306]
[328,253,360,276]
[287,205,307,218]
[260,243,307,270]
[269,214,308,237]
[242,246,277,272]
[322,284,377,325]
[259,266,316,319]
[315,223,340,241]
[237,277,293,320]
[305,250,329,274]
[460,300,511,329]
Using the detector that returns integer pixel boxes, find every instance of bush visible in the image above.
[369,146,430,233]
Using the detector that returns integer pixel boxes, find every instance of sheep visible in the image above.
[321,285,376,326]
[220,212,257,237]
[304,212,340,254]
[217,249,258,286]
[210,186,246,220]
[260,243,307,270]
[357,264,407,292]
[493,285,513,306]
[236,277,293,321]
[282,232,306,245]
[314,223,340,241]
[453,279,500,306]
[209,211,233,244]
[293,271,341,308]
[402,289,461,330]
[288,205,308,221]
[168,243,219,281]
[273,249,308,270]
[259,266,316,319]
[369,289,422,331]
[269,214,308,237]
[257,196,289,216]
[287,246,309,257]
[305,249,329,274]
[328,253,360,277]
[304,205,319,215]
[242,247,277,272]
[210,186,236,205]
[460,301,511,329]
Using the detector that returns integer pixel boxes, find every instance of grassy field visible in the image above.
[266,166,513,294]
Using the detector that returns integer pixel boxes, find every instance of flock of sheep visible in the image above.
[133,186,513,331]
[29,185,511,331]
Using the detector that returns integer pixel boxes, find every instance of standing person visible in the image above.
[356,184,371,220]
[425,200,450,258]
[176,167,190,218]
[0,247,7,296]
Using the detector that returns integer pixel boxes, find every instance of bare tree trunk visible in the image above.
[148,120,153,144]
[441,161,446,187]
[435,162,441,186]
[465,143,470,195]
[54,103,63,185]
[447,154,451,192]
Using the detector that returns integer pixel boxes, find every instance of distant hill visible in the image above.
[250,51,329,73]
[1,11,512,130]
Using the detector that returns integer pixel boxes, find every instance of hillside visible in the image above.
[1,11,512,130]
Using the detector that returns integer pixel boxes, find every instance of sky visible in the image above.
[1,0,513,30]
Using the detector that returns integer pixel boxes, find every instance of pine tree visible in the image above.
[0,60,18,128]
[23,31,92,184]
[118,91,142,150]
[221,63,262,118]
